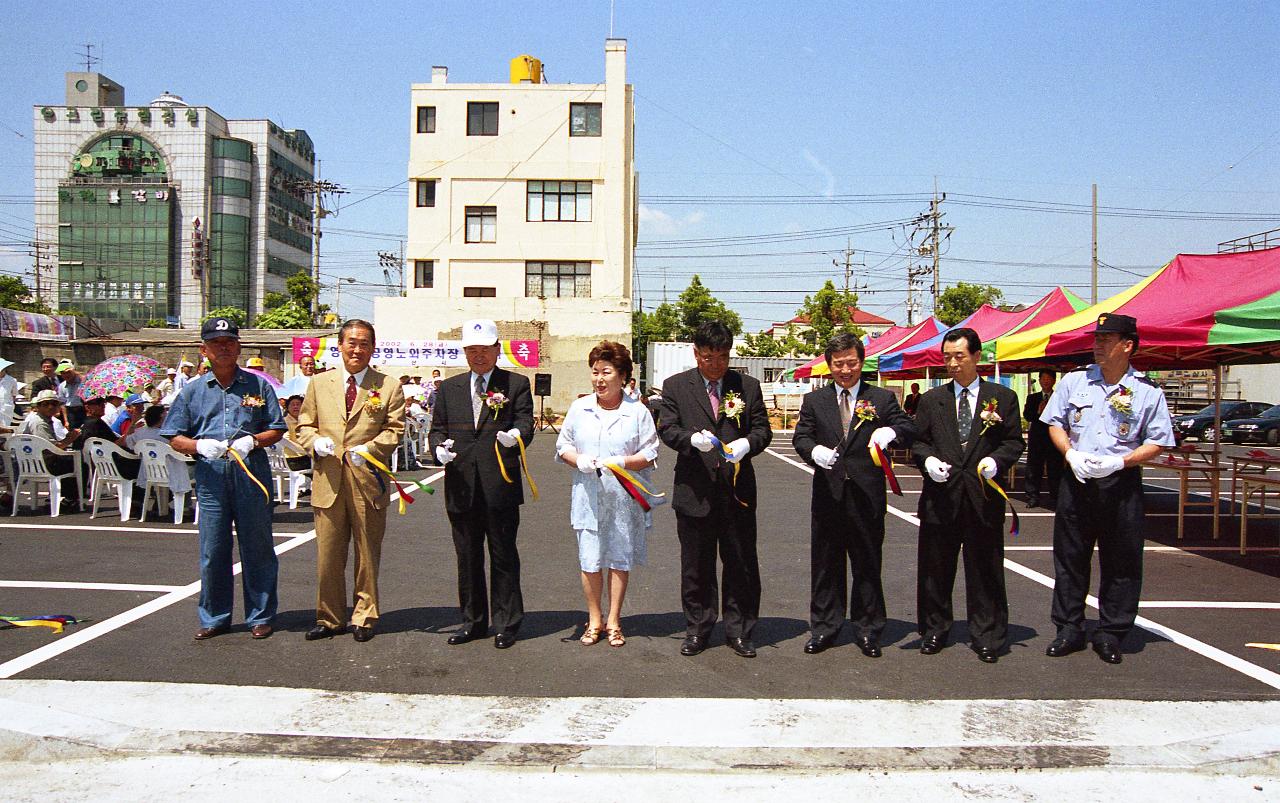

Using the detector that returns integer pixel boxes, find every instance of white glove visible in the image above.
[576,453,601,473]
[924,455,952,483]
[496,428,521,448]
[312,436,336,458]
[599,455,626,469]
[1093,454,1125,478]
[435,439,457,465]
[196,438,227,460]
[870,426,896,451]
[347,444,370,467]
[810,444,839,470]
[1065,449,1093,483]
[978,457,999,479]
[689,431,715,453]
[229,435,256,459]
[726,438,750,464]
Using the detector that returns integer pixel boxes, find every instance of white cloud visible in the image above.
[801,148,836,198]
[639,204,705,236]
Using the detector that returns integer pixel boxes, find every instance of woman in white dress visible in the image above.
[556,341,660,648]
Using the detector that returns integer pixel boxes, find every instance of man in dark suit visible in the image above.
[1022,370,1060,507]
[911,328,1024,663]
[793,332,915,657]
[656,320,773,658]
[428,319,535,649]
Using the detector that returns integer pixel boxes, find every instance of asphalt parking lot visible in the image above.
[1,435,1277,701]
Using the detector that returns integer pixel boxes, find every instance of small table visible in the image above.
[1230,452,1280,555]
[1142,449,1222,541]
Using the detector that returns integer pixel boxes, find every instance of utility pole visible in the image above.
[30,241,49,303]
[378,249,404,296]
[334,277,356,320]
[832,238,866,295]
[1091,183,1099,304]
[922,185,953,311]
[291,172,347,321]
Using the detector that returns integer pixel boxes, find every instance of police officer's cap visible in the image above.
[1091,313,1138,336]
[201,317,240,341]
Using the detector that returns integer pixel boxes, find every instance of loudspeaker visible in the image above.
[534,373,552,397]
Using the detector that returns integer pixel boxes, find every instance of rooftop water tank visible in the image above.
[510,55,542,84]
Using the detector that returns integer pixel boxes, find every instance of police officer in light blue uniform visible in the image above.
[162,317,286,641]
[1040,313,1174,664]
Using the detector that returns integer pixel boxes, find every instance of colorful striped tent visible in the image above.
[789,317,945,379]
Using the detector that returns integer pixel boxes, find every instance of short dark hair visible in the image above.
[339,318,376,344]
[1038,369,1056,381]
[144,405,166,427]
[41,357,57,368]
[286,394,304,408]
[587,340,634,382]
[824,332,865,363]
[942,327,982,355]
[693,320,734,351]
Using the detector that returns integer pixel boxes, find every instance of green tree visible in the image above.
[673,275,741,340]
[203,307,248,328]
[285,271,321,313]
[254,301,314,329]
[935,282,1005,326]
[738,324,807,357]
[794,280,863,355]
[0,276,51,313]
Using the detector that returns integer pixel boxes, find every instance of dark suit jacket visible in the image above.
[792,381,916,512]
[911,380,1025,527]
[1023,390,1052,444]
[428,367,534,513]
[656,368,773,517]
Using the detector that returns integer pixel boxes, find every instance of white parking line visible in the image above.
[1139,601,1280,609]
[764,448,1280,691]
[0,581,185,593]
[0,523,200,535]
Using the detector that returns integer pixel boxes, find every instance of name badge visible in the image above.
[1118,422,1131,437]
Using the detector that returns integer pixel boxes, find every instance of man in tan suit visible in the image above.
[294,319,406,642]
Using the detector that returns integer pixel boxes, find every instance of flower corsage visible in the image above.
[1108,387,1133,416]
[364,389,383,413]
[853,399,876,430]
[721,391,745,424]
[241,394,265,408]
[484,390,508,420]
[979,399,1002,433]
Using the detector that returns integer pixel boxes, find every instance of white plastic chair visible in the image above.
[7,434,83,517]
[135,438,196,524]
[269,440,311,510]
[84,437,136,521]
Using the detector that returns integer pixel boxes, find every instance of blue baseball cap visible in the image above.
[124,393,147,406]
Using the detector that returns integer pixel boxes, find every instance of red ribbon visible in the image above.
[870,443,902,496]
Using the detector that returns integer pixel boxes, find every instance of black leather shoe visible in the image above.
[447,628,484,645]
[1092,642,1122,664]
[1045,637,1085,657]
[305,625,344,641]
[856,635,882,658]
[727,637,757,658]
[1026,494,1040,509]
[920,634,946,655]
[352,625,374,643]
[494,632,516,649]
[680,635,707,656]
[804,634,834,654]
[974,646,999,663]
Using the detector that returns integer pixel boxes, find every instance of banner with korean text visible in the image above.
[297,337,539,369]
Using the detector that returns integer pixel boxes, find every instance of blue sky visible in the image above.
[2,1,1277,330]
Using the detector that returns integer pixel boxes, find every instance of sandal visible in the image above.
[606,627,626,648]
[580,623,603,646]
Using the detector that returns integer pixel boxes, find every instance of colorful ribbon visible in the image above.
[1,614,81,634]
[869,443,903,496]
[227,447,272,503]
[495,436,540,501]
[1246,643,1280,652]
[978,466,1020,537]
[603,463,666,512]
[355,450,435,515]
[706,435,749,508]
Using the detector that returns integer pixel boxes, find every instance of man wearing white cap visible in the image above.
[429,319,535,649]
[174,360,195,396]
[156,367,176,400]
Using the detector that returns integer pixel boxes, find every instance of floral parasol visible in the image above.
[78,355,166,401]
[242,367,283,389]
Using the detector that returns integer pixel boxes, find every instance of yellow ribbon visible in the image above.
[4,619,65,633]
[604,463,665,499]
[358,450,432,515]
[1246,643,1280,652]
[227,447,272,503]
[979,465,1020,537]
[495,437,539,501]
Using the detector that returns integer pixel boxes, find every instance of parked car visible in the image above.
[1172,400,1273,443]
[1221,404,1280,446]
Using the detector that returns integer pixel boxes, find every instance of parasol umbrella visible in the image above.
[78,355,166,401]
[279,374,311,399]
[242,367,283,389]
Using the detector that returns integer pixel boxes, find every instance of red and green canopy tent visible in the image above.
[994,248,1280,369]
[788,317,945,380]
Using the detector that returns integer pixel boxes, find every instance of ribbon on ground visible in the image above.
[1,614,81,635]
[356,450,435,515]
[227,447,272,503]
[706,435,749,508]
[495,436,540,501]
[869,443,902,496]
[978,467,1020,537]
[1246,643,1280,651]
[603,463,666,512]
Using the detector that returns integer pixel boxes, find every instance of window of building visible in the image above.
[415,179,436,208]
[463,286,496,297]
[465,206,496,242]
[414,259,434,288]
[526,261,591,298]
[416,105,436,133]
[569,103,602,136]
[467,102,498,136]
[526,181,592,222]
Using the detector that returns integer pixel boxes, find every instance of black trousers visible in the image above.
[1051,467,1144,646]
[1024,435,1062,499]
[917,506,1008,650]
[676,500,760,640]
[810,486,886,640]
[447,485,523,635]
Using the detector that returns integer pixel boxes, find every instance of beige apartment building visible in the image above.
[374,39,636,412]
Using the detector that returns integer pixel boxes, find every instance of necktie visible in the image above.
[345,375,357,414]
[473,374,485,426]
[957,387,973,443]
[839,388,852,439]
[707,380,720,418]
